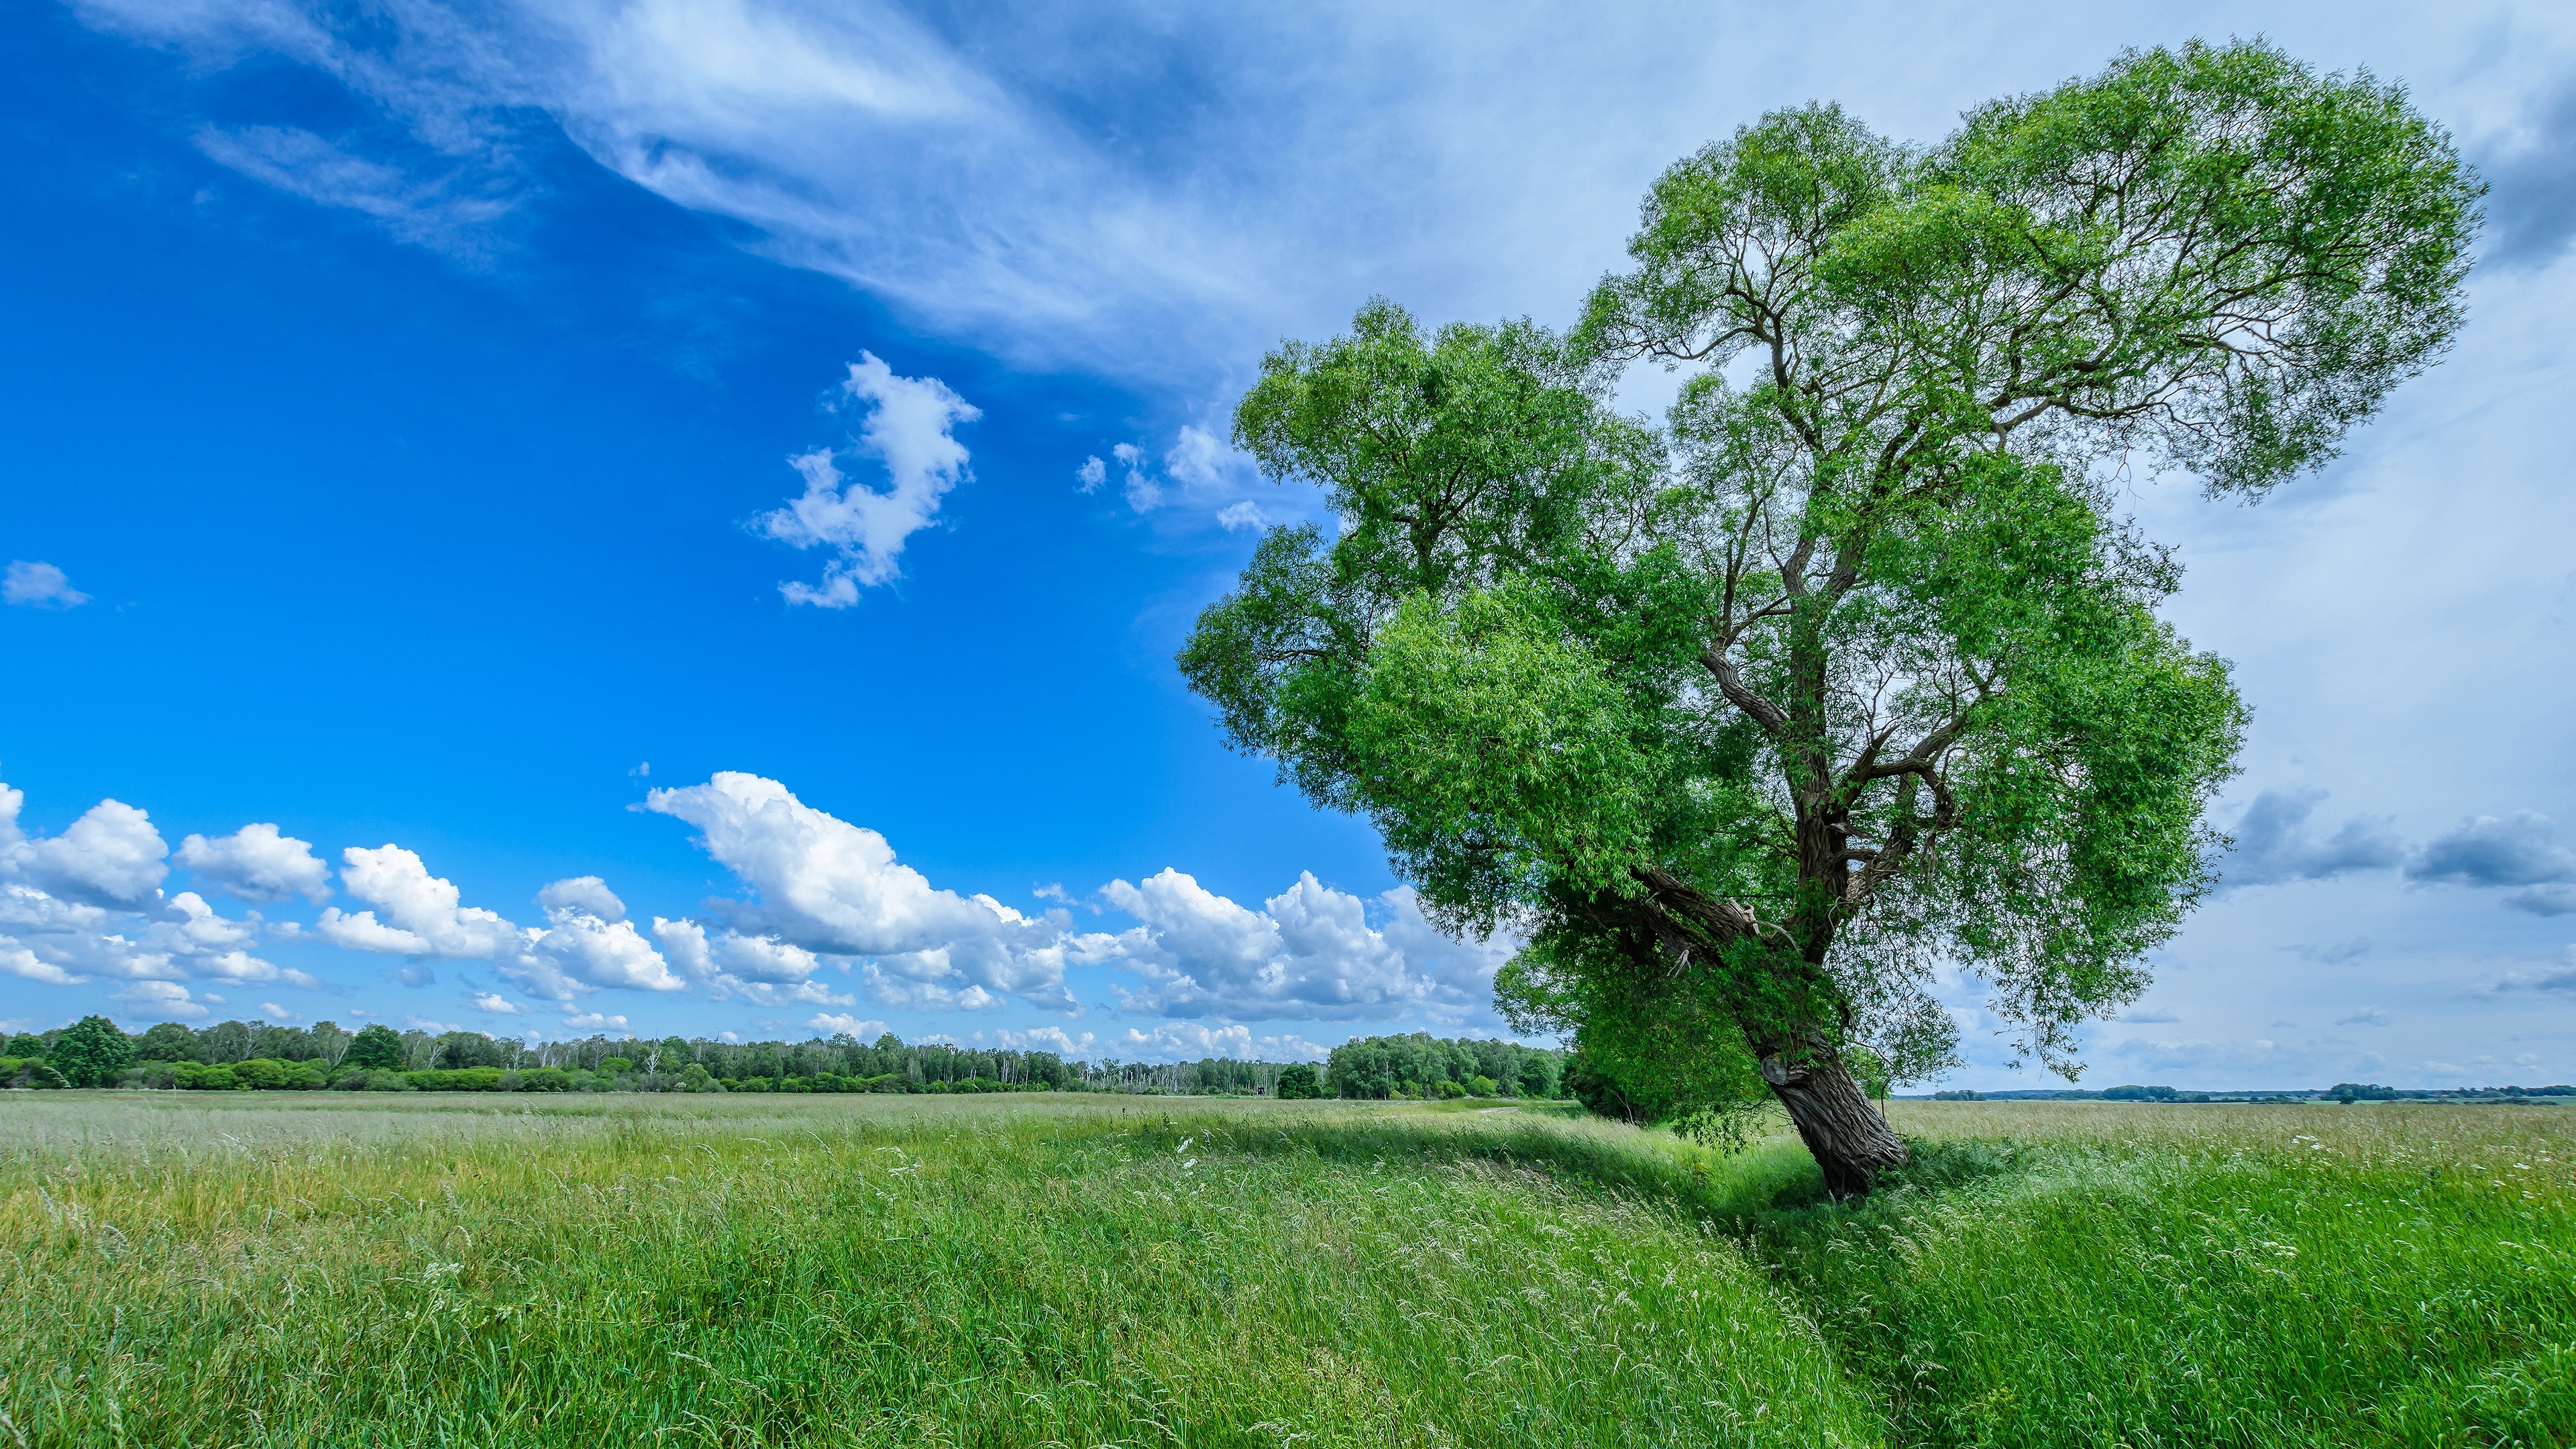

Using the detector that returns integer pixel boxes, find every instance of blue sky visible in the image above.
[5,0,2575,1087]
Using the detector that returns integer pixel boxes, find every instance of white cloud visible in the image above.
[6,797,170,907]
[988,1024,1091,1056]
[530,901,684,995]
[561,1011,631,1034]
[857,963,996,1012]
[1118,1021,1332,1062]
[155,891,262,953]
[319,845,525,958]
[536,875,625,921]
[981,1022,1330,1063]
[175,822,332,903]
[191,948,317,987]
[0,784,297,992]
[0,939,83,986]
[649,914,849,1004]
[1092,427,1269,527]
[706,929,822,983]
[1091,869,1510,1023]
[758,354,979,605]
[643,771,1076,1011]
[402,1015,468,1034]
[3,560,89,609]
[192,125,511,257]
[1164,425,1230,490]
[317,847,684,1000]
[1114,441,1160,512]
[258,1002,301,1022]
[468,991,522,1013]
[113,979,209,1020]
[806,1012,891,1039]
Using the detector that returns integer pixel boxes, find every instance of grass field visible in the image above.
[3,1093,2571,1447]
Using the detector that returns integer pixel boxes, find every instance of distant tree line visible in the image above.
[1321,1033,1564,1100]
[2,1017,1562,1100]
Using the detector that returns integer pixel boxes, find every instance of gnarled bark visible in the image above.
[1758,1043,1909,1199]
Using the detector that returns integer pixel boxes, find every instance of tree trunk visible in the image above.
[1760,1045,1909,1199]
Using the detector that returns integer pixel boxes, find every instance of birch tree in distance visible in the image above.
[1181,42,2480,1195]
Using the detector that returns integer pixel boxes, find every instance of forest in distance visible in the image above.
[0,1014,1568,1102]
[9,1014,2567,1112]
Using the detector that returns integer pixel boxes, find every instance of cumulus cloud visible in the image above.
[2400,804,2576,897]
[317,847,680,1000]
[2220,790,2405,888]
[530,904,684,994]
[3,795,170,907]
[468,991,522,1013]
[637,774,1511,1026]
[758,354,978,606]
[561,1011,631,1033]
[1112,441,1159,512]
[643,771,1075,1011]
[649,914,851,1006]
[259,1002,301,1022]
[1164,425,1231,490]
[536,875,626,921]
[0,938,83,986]
[176,822,332,903]
[319,845,525,959]
[1093,430,1262,524]
[113,979,209,1020]
[3,560,89,608]
[806,1012,891,1039]
[981,1022,1332,1063]
[0,784,294,991]
[1089,869,1511,1022]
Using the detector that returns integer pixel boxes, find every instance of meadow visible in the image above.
[3,1092,2570,1448]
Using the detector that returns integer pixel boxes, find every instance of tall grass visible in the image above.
[7,1093,2571,1447]
[0,1093,1877,1447]
[1768,1102,2576,1448]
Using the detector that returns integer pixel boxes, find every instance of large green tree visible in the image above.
[344,1024,407,1072]
[52,1016,135,1088]
[1181,42,2478,1195]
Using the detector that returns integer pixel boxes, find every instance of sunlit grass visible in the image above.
[1772,1102,2576,1448]
[7,1093,2572,1447]
[0,1093,1875,1447]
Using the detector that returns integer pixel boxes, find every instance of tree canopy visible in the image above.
[1181,40,2479,1193]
